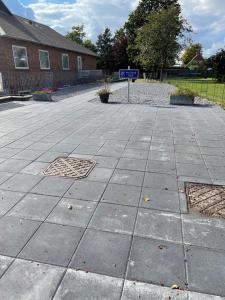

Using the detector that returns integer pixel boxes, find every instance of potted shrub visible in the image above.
[170,88,196,105]
[97,88,112,103]
[32,88,55,101]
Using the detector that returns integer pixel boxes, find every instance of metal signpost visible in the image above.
[119,68,139,102]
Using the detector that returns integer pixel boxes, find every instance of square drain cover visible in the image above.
[186,182,225,218]
[42,157,96,179]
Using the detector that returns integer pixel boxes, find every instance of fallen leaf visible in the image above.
[171,284,179,290]
[144,197,150,203]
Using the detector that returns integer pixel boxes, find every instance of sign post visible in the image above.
[119,68,139,103]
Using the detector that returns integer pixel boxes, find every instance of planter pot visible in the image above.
[99,93,110,103]
[170,95,194,106]
[32,93,53,102]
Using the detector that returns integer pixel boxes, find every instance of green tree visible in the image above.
[135,5,190,79]
[96,28,114,71]
[181,43,205,69]
[125,0,180,63]
[207,49,225,82]
[112,28,129,70]
[83,39,97,53]
[65,25,86,45]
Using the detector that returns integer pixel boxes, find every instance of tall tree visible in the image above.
[65,25,86,45]
[112,28,129,70]
[83,39,97,53]
[207,49,225,82]
[125,0,180,63]
[96,28,114,71]
[135,5,190,79]
[181,43,205,69]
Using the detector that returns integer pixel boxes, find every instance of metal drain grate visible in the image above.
[186,182,225,218]
[42,157,96,179]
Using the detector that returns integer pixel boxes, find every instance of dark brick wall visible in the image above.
[0,37,97,92]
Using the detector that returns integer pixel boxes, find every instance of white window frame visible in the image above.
[12,45,29,70]
[62,53,70,70]
[77,56,83,72]
[39,49,50,70]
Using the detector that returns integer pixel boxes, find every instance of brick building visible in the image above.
[0,0,99,94]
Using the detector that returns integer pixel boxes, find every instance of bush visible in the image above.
[171,88,197,98]
[96,88,112,96]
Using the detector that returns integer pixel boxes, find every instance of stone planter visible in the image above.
[32,93,53,102]
[170,95,194,106]
[99,93,110,103]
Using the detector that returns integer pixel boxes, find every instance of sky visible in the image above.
[2,0,225,57]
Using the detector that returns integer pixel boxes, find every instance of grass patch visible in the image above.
[167,77,225,107]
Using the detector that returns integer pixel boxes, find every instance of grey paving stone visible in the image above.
[151,136,173,145]
[94,156,119,169]
[0,172,14,185]
[70,229,131,277]
[204,155,225,167]
[97,146,124,158]
[54,269,123,300]
[122,149,149,160]
[150,143,174,153]
[129,135,151,143]
[0,174,42,193]
[102,184,142,206]
[0,255,14,277]
[200,147,225,156]
[8,194,59,221]
[149,151,175,162]
[13,149,44,160]
[89,203,137,235]
[144,173,178,191]
[28,142,56,151]
[176,153,204,165]
[146,160,176,175]
[37,151,68,163]
[0,216,40,256]
[186,246,225,296]
[86,167,113,182]
[19,223,84,267]
[0,259,64,300]
[198,139,225,148]
[0,159,31,172]
[135,209,182,243]
[127,237,186,288]
[176,163,210,178]
[47,198,96,227]
[140,188,180,213]
[65,181,107,201]
[110,169,144,187]
[0,147,21,159]
[32,177,74,197]
[174,137,197,146]
[122,280,188,300]
[49,143,78,153]
[73,144,101,155]
[126,141,150,150]
[20,161,49,175]
[0,190,25,215]
[188,291,225,299]
[117,158,146,172]
[175,145,200,154]
[182,214,225,250]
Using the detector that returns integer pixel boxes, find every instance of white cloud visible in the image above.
[29,0,138,40]
[3,0,34,19]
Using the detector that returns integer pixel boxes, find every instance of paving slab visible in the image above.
[0,216,40,256]
[135,209,182,243]
[0,255,14,277]
[89,202,137,235]
[127,237,186,288]
[7,193,60,221]
[47,198,96,227]
[0,190,25,215]
[0,159,31,172]
[117,158,146,172]
[65,180,107,201]
[146,160,176,175]
[94,155,119,169]
[20,161,49,175]
[176,163,210,178]
[70,229,132,277]
[86,167,113,182]
[54,269,123,300]
[110,169,144,187]
[0,259,64,300]
[19,223,84,267]
[102,183,142,206]
[149,150,175,162]
[144,172,178,191]
[185,246,225,296]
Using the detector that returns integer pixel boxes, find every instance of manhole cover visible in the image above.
[42,157,96,179]
[186,182,225,218]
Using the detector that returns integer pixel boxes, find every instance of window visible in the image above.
[12,46,29,69]
[77,56,83,71]
[62,54,69,70]
[39,50,50,70]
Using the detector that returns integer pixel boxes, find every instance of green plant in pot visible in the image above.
[170,88,197,106]
[97,88,112,103]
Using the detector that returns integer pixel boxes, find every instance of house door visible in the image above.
[77,56,83,72]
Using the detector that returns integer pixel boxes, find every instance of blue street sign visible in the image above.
[119,69,139,79]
